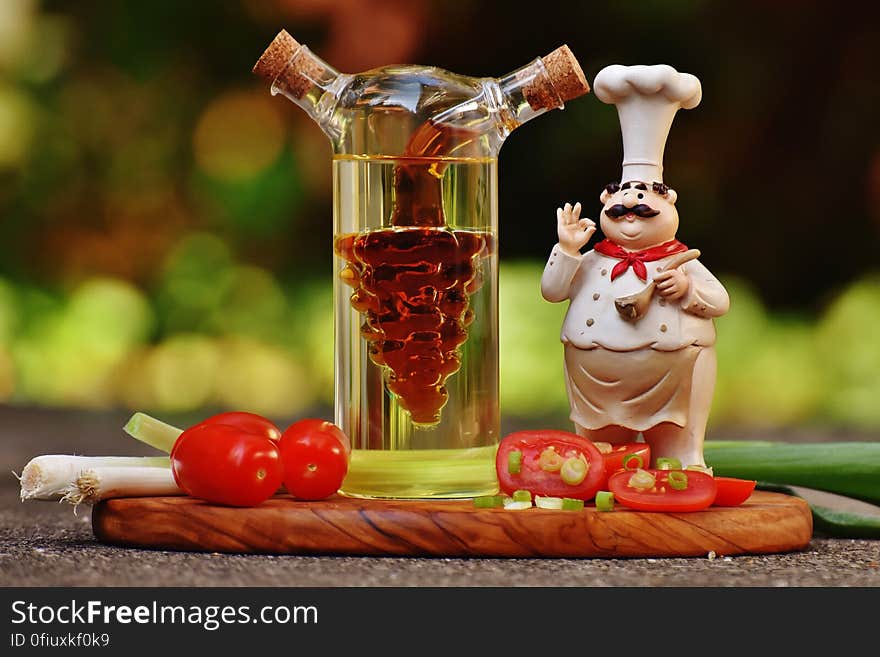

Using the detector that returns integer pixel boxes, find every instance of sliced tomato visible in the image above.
[496,430,605,501]
[598,442,651,476]
[607,468,717,512]
[713,477,757,507]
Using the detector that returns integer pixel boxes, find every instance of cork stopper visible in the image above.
[252,30,330,99]
[524,44,590,111]
[253,30,300,82]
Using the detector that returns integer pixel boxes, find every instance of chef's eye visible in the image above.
[637,193,644,199]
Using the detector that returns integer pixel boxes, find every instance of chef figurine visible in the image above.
[541,64,730,468]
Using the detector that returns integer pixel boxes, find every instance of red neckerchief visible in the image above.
[593,239,688,282]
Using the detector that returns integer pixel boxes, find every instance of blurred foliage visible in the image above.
[0,1,877,429]
[0,259,879,432]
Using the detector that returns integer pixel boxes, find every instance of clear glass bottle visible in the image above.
[254,31,588,498]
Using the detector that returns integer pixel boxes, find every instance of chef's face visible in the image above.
[599,181,679,250]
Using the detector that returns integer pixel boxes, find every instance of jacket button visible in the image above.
[660,324,668,332]
[586,318,594,327]
[593,293,600,300]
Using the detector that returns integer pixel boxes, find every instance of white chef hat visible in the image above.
[594,64,701,184]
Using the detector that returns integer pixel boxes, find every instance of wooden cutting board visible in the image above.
[91,491,812,558]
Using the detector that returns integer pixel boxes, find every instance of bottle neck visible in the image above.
[428,55,575,155]
[270,45,345,137]
[496,57,563,131]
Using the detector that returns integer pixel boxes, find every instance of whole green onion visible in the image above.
[704,441,880,505]
[704,440,880,539]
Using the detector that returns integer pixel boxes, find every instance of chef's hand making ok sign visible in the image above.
[556,202,596,257]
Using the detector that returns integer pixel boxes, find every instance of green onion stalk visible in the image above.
[17,413,186,507]
[704,440,880,538]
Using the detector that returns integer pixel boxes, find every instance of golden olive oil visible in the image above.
[333,155,499,498]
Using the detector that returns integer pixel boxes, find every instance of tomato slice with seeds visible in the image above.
[496,430,605,501]
[598,442,652,476]
[607,468,717,512]
[713,477,757,507]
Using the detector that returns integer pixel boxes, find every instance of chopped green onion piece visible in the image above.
[507,450,522,474]
[512,489,532,503]
[593,441,613,455]
[622,453,644,470]
[539,447,564,472]
[595,491,615,512]
[562,498,585,511]
[686,464,714,475]
[656,457,682,470]
[560,456,588,485]
[667,471,689,490]
[473,495,505,508]
[535,495,564,510]
[628,468,656,490]
[503,499,532,511]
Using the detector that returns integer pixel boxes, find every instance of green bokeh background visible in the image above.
[0,0,878,432]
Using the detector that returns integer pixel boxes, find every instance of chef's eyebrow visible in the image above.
[652,182,669,195]
[605,182,621,194]
[621,182,631,190]
[635,183,647,190]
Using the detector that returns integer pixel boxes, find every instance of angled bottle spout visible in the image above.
[253,30,349,140]
[253,31,590,155]
[428,44,591,149]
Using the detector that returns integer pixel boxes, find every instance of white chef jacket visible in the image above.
[541,243,729,351]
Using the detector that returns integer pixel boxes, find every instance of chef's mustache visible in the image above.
[604,204,660,218]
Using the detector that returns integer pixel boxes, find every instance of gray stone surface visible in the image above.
[2,406,879,587]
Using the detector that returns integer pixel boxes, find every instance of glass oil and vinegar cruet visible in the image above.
[254,30,589,498]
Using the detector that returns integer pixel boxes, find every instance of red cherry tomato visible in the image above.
[495,430,605,501]
[713,477,757,507]
[283,418,351,456]
[598,442,652,476]
[607,468,717,512]
[194,411,282,442]
[171,424,284,507]
[279,419,349,500]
